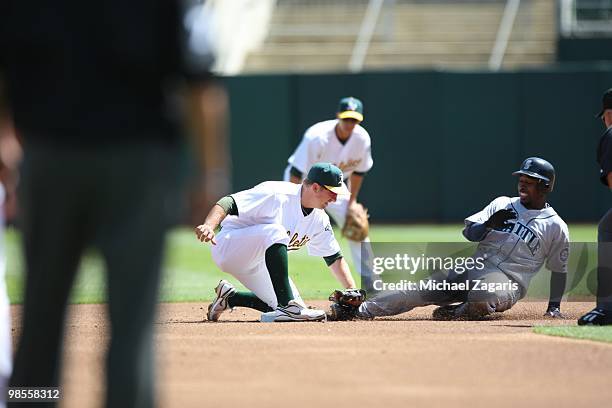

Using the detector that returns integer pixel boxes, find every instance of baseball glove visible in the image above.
[329,288,367,307]
[342,203,369,241]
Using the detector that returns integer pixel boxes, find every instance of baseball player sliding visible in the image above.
[284,97,374,287]
[330,158,570,321]
[195,163,357,322]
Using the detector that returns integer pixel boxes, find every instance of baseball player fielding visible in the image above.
[195,162,358,322]
[284,96,375,287]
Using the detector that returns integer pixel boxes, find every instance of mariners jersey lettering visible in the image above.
[287,119,373,177]
[464,196,570,289]
[223,181,340,257]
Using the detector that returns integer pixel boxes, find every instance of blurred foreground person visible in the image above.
[0,0,230,406]
[0,110,21,408]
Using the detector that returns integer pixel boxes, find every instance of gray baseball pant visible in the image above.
[356,267,523,319]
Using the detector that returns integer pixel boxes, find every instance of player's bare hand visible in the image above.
[195,224,217,245]
[485,209,517,230]
[543,306,564,319]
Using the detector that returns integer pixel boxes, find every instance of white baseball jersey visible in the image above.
[287,119,373,177]
[465,196,570,290]
[222,181,340,257]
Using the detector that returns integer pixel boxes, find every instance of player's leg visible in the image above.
[579,208,612,325]
[430,267,523,320]
[352,270,458,319]
[288,278,306,307]
[355,290,420,318]
[464,269,522,318]
[223,271,305,312]
[210,224,321,321]
[211,224,293,311]
[228,251,305,311]
[325,197,375,288]
[354,267,521,320]
[596,209,612,311]
[9,147,89,393]
[96,145,176,408]
[222,263,296,313]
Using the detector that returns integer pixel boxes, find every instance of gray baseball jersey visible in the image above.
[465,196,570,290]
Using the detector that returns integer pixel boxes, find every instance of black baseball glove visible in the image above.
[329,289,367,307]
[328,289,367,321]
[485,209,517,230]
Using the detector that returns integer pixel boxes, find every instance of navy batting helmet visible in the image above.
[512,157,555,192]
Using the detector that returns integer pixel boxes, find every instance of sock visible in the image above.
[265,243,294,307]
[228,292,273,313]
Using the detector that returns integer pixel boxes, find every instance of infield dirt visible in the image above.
[9,301,612,408]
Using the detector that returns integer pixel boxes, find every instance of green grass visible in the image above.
[5,223,598,304]
[533,326,612,343]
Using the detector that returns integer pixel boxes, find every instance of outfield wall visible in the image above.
[224,65,612,222]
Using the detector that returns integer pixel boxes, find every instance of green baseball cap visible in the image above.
[337,97,364,122]
[306,163,350,195]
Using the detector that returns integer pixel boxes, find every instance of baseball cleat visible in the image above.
[260,300,326,322]
[431,303,469,321]
[578,308,612,326]
[327,303,357,321]
[432,302,495,321]
[207,280,236,322]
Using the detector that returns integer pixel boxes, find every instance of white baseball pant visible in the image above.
[211,224,304,309]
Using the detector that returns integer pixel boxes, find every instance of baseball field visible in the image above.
[7,223,612,407]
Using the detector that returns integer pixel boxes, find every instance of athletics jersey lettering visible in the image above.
[287,231,311,251]
[335,158,363,173]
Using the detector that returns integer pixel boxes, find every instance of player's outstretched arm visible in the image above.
[462,222,489,242]
[195,204,227,245]
[195,195,238,244]
[328,258,357,289]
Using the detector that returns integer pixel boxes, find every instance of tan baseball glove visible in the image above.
[342,203,369,241]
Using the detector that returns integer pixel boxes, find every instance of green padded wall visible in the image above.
[225,65,612,222]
